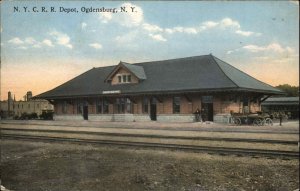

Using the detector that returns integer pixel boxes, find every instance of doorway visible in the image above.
[201,96,213,121]
[150,98,157,121]
[83,105,88,120]
[201,103,213,121]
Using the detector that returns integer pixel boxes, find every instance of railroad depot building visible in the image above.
[36,55,283,123]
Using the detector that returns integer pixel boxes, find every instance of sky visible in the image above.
[1,1,299,100]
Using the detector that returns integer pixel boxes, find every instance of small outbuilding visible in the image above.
[36,54,283,122]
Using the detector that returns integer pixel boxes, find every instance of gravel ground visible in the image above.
[1,124,299,140]
[1,119,299,131]
[1,139,299,191]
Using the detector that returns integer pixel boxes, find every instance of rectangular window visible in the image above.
[28,104,30,108]
[115,98,132,113]
[243,97,249,106]
[229,95,237,103]
[173,97,181,114]
[201,96,213,103]
[96,100,102,114]
[116,98,125,113]
[127,75,131,82]
[117,74,132,84]
[126,98,132,113]
[77,102,82,114]
[37,104,39,108]
[103,99,109,113]
[142,97,149,113]
[62,101,67,114]
[123,75,127,83]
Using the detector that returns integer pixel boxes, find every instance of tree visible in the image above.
[275,84,299,97]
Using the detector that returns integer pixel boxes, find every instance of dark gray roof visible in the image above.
[261,97,299,105]
[121,62,147,80]
[36,55,283,99]
[213,57,280,92]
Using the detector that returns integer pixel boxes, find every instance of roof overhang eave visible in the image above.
[34,87,284,100]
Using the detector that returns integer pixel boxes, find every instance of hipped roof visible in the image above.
[36,54,283,99]
[261,97,299,105]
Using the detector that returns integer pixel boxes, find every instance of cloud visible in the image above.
[98,3,260,44]
[99,12,113,23]
[99,2,143,27]
[243,43,288,53]
[289,0,299,5]
[165,26,198,35]
[161,18,260,37]
[24,37,37,44]
[235,30,261,37]
[235,30,254,37]
[120,2,143,27]
[8,37,24,45]
[81,22,87,30]
[42,39,54,47]
[142,23,163,33]
[49,31,73,49]
[226,48,240,54]
[227,43,295,56]
[8,37,48,49]
[149,34,167,42]
[219,18,241,29]
[115,30,139,45]
[89,43,102,49]
[198,18,261,36]
[202,21,219,29]
[17,46,28,50]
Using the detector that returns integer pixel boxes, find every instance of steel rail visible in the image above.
[1,128,298,145]
[2,133,299,159]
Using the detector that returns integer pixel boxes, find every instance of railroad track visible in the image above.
[2,133,299,159]
[1,122,299,134]
[1,128,298,145]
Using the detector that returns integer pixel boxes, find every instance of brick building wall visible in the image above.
[52,93,263,122]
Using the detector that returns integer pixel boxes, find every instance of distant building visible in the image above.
[261,97,299,119]
[0,91,54,119]
[36,55,283,123]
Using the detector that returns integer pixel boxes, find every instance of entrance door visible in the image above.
[201,96,213,122]
[150,98,157,121]
[202,103,213,121]
[83,105,88,120]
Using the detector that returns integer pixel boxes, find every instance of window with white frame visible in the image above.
[96,99,109,114]
[116,74,132,84]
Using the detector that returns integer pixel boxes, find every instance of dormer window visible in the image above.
[105,61,146,85]
[117,74,132,84]
[128,75,131,82]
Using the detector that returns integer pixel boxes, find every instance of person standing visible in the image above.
[194,108,201,122]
